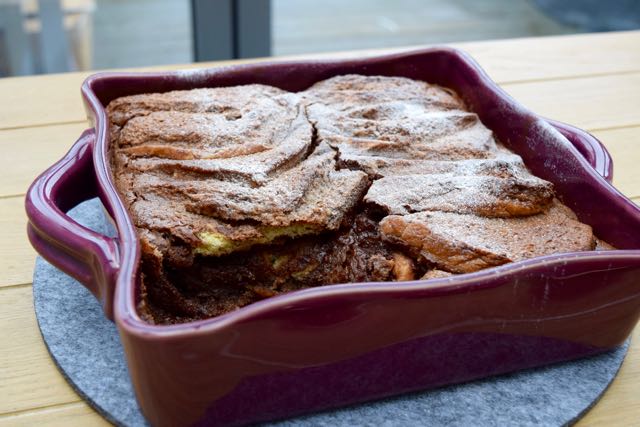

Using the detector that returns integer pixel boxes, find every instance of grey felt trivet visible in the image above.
[33,199,630,427]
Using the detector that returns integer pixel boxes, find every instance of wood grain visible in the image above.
[0,76,638,199]
[578,326,640,426]
[0,72,90,131]
[504,72,640,131]
[0,120,637,203]
[0,197,37,288]
[1,123,638,289]
[1,30,639,130]
[445,30,640,84]
[1,30,639,426]
[593,126,640,199]
[0,123,90,198]
[0,402,108,427]
[0,286,80,414]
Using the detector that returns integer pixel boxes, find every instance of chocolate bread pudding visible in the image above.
[108,75,601,324]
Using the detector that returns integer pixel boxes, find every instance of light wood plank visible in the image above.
[503,72,640,131]
[0,196,638,419]
[570,191,638,425]
[0,237,638,421]
[1,68,637,134]
[1,128,638,289]
[593,126,640,199]
[0,62,238,131]
[447,30,640,84]
[2,316,635,427]
[577,326,640,426]
[0,197,37,288]
[0,71,89,130]
[0,286,81,414]
[0,123,89,197]
[1,31,639,425]
[1,74,639,199]
[0,402,108,427]
[277,30,640,85]
[1,31,639,130]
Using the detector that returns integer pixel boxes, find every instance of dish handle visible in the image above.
[25,129,120,319]
[547,119,613,182]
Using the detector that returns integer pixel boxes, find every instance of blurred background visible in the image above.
[1,0,639,77]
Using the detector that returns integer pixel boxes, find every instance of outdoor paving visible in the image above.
[90,0,579,69]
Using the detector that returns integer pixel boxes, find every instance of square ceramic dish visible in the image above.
[26,48,640,427]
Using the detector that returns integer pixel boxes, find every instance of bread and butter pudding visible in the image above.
[108,75,601,324]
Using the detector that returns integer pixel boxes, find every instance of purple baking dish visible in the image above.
[26,48,640,426]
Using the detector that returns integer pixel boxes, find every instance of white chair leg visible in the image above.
[38,0,74,73]
[0,3,35,75]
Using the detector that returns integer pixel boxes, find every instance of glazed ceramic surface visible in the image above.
[26,48,640,427]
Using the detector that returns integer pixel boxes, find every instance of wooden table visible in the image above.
[1,30,639,426]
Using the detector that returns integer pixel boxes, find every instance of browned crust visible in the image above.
[107,75,602,324]
[380,200,596,274]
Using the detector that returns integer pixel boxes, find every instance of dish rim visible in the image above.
[71,47,640,337]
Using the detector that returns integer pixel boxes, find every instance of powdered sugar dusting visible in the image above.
[107,74,593,276]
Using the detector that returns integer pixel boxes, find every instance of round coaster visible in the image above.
[33,199,630,427]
